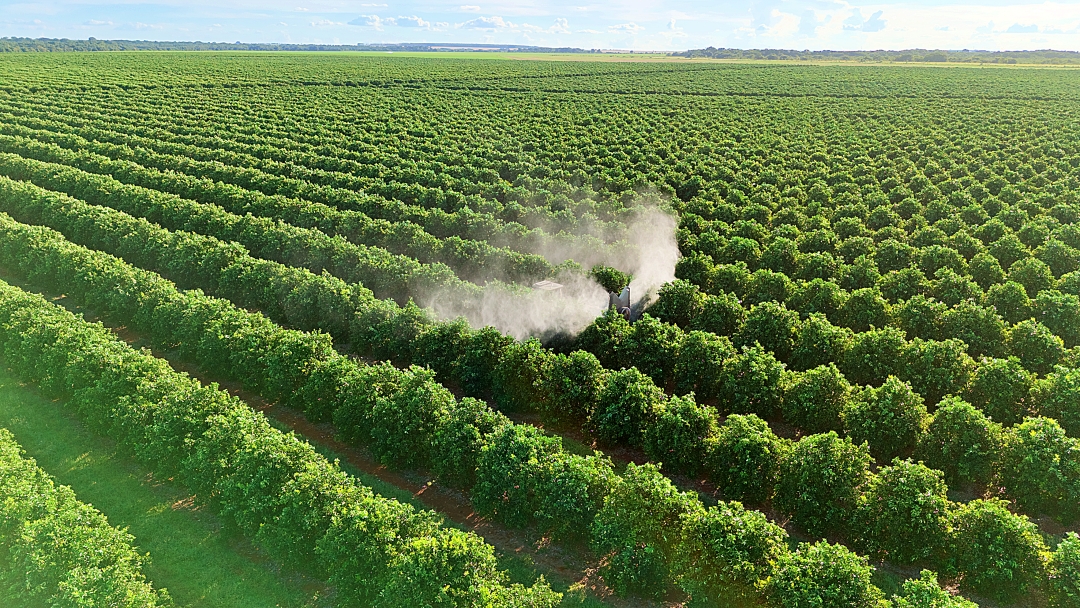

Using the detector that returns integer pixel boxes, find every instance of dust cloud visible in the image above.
[424,204,680,339]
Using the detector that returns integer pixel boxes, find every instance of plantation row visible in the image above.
[1,176,1077,605]
[2,152,1078,530]
[0,428,170,606]
[4,137,1080,451]
[0,55,700,94]
[6,87,1071,254]
[0,99,614,254]
[675,254,1080,365]
[0,113,574,281]
[675,191,1080,350]
[642,280,1080,431]
[6,70,1078,224]
[0,275,563,606]
[0,149,485,305]
[8,68,1080,304]
[3,113,1078,423]
[0,202,861,605]
[5,54,1080,100]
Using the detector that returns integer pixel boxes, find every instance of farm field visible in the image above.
[0,51,1079,607]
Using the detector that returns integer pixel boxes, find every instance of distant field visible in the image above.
[0,52,1078,607]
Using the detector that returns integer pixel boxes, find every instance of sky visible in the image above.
[2,0,1079,52]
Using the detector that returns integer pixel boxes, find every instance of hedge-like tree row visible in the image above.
[7,64,1078,239]
[642,280,1080,434]
[675,251,1080,359]
[0,277,560,607]
[4,139,1078,470]
[674,204,1080,350]
[3,168,1077,543]
[0,150,484,306]
[0,213,1000,607]
[0,187,1074,605]
[0,92,618,240]
[0,427,171,607]
[0,118,558,284]
[6,142,1068,452]
[0,100,605,254]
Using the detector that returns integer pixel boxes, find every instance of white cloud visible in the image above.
[1005,23,1039,33]
[294,7,308,11]
[393,15,446,30]
[349,14,387,29]
[797,10,829,38]
[457,15,517,30]
[397,15,429,27]
[459,5,480,11]
[578,29,601,34]
[844,9,886,33]
[662,18,687,39]
[608,22,644,34]
[523,17,570,34]
[310,18,343,27]
[84,19,113,25]
[360,3,387,6]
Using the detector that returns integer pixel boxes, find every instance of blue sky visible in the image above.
[2,0,1079,51]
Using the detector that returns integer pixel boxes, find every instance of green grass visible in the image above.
[0,368,327,608]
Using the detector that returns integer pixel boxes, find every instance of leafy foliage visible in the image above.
[916,397,1003,488]
[891,570,977,608]
[766,541,885,608]
[999,417,1080,521]
[707,414,789,504]
[843,376,930,460]
[591,463,696,597]
[947,499,1049,602]
[855,459,951,564]
[0,429,171,607]
[591,265,631,293]
[644,395,718,476]
[774,432,872,536]
[1049,533,1080,608]
[782,363,851,433]
[676,500,788,604]
[592,367,665,446]
[964,357,1034,425]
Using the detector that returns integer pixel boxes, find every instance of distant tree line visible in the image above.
[0,37,588,53]
[674,47,1080,64]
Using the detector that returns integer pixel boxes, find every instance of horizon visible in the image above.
[2,1,1079,53]
[5,36,1080,56]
